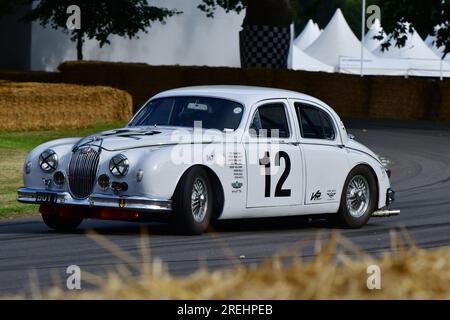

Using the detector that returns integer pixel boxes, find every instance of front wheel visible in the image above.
[336,166,377,228]
[171,167,213,235]
[41,214,83,232]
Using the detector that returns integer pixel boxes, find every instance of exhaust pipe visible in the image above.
[371,209,400,217]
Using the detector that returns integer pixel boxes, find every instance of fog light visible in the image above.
[111,182,128,192]
[53,171,65,186]
[98,174,110,190]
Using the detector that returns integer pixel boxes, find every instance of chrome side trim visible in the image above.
[17,187,172,212]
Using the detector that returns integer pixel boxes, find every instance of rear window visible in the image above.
[295,103,335,140]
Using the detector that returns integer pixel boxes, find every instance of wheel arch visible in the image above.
[172,164,225,220]
[347,162,380,208]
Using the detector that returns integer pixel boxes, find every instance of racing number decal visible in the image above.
[259,151,292,198]
[275,152,292,197]
[259,152,271,197]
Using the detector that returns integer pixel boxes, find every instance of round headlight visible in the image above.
[39,149,58,172]
[109,154,129,176]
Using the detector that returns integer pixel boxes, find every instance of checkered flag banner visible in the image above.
[239,25,291,69]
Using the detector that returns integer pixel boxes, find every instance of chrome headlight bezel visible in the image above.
[39,149,58,173]
[109,154,129,177]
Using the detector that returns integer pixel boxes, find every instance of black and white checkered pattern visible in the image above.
[239,25,291,69]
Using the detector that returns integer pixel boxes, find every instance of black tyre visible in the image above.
[336,165,377,228]
[42,214,83,232]
[171,166,213,235]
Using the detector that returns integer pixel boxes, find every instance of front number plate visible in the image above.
[35,192,57,204]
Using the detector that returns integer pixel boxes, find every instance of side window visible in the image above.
[294,103,336,140]
[250,103,290,138]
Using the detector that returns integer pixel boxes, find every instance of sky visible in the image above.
[31,0,245,71]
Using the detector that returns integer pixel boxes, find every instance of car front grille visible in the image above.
[68,147,100,199]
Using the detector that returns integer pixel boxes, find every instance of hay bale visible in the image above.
[14,233,450,300]
[0,81,132,131]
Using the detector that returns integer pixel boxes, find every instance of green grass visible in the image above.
[0,121,125,219]
[0,122,124,150]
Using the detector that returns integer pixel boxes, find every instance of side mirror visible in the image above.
[348,133,355,140]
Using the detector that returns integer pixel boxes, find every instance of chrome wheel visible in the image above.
[346,175,370,218]
[191,178,208,223]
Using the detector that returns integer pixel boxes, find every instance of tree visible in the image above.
[19,0,180,60]
[376,0,450,58]
[0,0,23,16]
[198,0,292,26]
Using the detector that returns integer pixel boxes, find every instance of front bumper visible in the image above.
[386,188,395,206]
[17,187,172,212]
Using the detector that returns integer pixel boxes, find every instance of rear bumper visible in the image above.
[17,187,172,212]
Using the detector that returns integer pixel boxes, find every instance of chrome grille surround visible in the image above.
[68,147,100,199]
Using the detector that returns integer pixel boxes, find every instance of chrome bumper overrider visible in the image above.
[17,188,172,212]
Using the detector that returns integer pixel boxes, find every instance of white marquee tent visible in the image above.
[425,34,448,60]
[290,9,450,78]
[293,19,321,50]
[364,19,385,52]
[424,25,448,59]
[304,9,376,70]
[291,46,334,73]
[373,26,438,60]
[372,24,450,77]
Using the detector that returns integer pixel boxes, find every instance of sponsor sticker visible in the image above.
[311,190,322,201]
[327,190,337,200]
[233,107,243,114]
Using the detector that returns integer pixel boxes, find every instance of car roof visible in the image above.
[151,85,323,106]
[144,85,348,144]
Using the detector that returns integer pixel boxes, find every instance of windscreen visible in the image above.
[128,96,244,131]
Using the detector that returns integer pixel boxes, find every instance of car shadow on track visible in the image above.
[73,216,338,236]
[0,215,375,236]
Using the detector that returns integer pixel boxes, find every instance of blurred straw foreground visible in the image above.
[11,231,450,300]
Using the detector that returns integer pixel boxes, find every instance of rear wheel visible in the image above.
[41,214,83,232]
[336,166,377,228]
[172,167,213,235]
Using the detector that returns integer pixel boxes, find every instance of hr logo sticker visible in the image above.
[310,190,322,201]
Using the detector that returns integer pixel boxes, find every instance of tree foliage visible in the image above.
[0,0,23,16]
[18,0,180,60]
[198,0,293,26]
[198,0,377,37]
[376,0,450,58]
[197,0,245,18]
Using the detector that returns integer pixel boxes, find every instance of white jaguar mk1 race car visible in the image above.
[18,86,396,234]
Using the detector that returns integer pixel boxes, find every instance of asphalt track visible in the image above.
[1,119,449,296]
